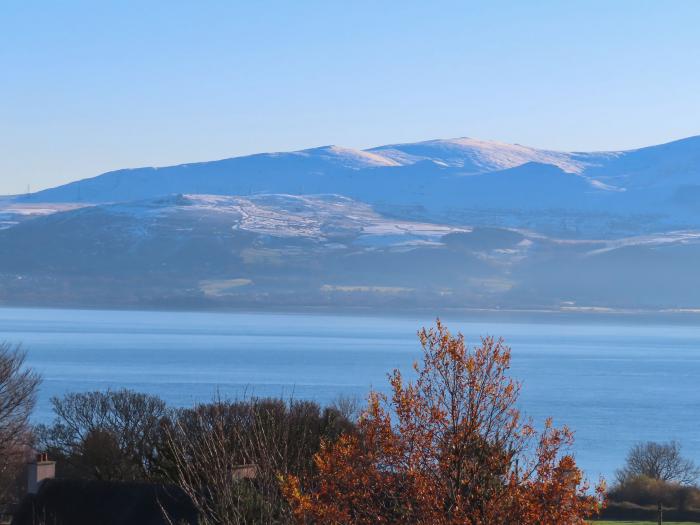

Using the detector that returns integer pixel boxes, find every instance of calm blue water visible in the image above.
[0,307,698,483]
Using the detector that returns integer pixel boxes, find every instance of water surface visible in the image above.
[1,307,698,482]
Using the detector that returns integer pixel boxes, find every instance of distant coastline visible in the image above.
[2,301,700,326]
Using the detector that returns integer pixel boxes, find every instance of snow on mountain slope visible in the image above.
[5,136,615,206]
[3,190,700,311]
[587,230,700,255]
[582,135,700,189]
[17,194,471,245]
[101,193,470,242]
[0,203,85,230]
[17,135,700,205]
[9,135,700,239]
[367,137,616,174]
[294,145,400,168]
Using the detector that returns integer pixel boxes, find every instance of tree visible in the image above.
[161,397,355,525]
[282,320,604,524]
[616,441,699,486]
[614,441,699,524]
[0,343,41,506]
[36,389,167,481]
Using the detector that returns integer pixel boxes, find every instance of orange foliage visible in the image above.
[281,320,605,524]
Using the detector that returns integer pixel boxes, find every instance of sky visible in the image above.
[1,1,700,195]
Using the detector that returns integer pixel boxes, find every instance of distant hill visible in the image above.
[2,135,700,312]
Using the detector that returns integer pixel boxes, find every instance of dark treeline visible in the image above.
[0,342,358,523]
[34,390,357,524]
[12,388,700,524]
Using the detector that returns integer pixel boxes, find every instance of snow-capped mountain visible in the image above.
[2,135,700,311]
[14,134,700,235]
[368,137,614,174]
[18,144,404,204]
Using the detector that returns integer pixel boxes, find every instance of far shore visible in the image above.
[2,301,700,326]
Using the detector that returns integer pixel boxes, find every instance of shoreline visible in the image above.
[2,301,700,326]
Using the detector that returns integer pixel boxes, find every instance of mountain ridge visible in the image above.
[2,134,700,311]
[13,134,700,204]
[7,134,700,238]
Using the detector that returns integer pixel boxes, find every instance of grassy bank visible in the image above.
[593,521,700,524]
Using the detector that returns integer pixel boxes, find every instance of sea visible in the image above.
[1,306,698,483]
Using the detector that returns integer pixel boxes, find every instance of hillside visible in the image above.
[2,135,700,311]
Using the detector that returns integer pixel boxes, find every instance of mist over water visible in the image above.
[1,306,698,483]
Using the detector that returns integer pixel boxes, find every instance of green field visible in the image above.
[593,521,700,524]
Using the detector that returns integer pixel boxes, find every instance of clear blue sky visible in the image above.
[1,0,699,194]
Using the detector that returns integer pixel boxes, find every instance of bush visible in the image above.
[609,474,700,510]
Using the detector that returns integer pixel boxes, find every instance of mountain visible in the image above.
[20,145,401,204]
[16,135,700,235]
[582,135,700,189]
[17,137,609,202]
[369,134,700,189]
[2,134,700,312]
[2,193,699,311]
[368,137,614,174]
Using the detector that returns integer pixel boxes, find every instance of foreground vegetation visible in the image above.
[1,321,698,523]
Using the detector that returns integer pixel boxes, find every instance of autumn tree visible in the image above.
[282,320,604,524]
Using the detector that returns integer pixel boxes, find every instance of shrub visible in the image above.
[609,474,700,510]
